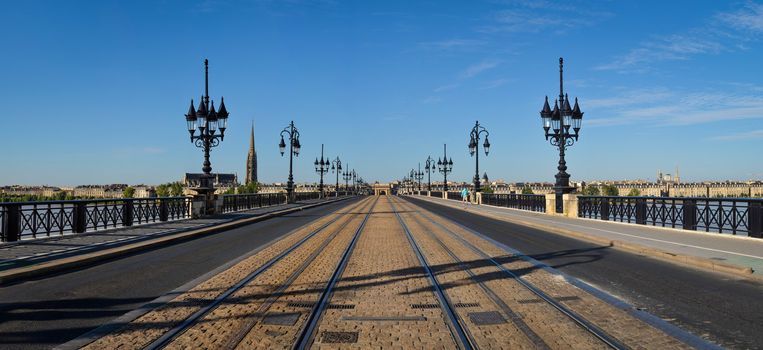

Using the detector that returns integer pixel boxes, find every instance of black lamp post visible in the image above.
[279,121,301,202]
[540,57,584,213]
[424,156,435,191]
[342,164,352,192]
[412,164,424,191]
[468,120,490,192]
[314,144,329,198]
[351,169,357,193]
[184,59,230,197]
[331,156,342,197]
[437,144,454,192]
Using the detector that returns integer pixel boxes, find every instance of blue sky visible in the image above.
[2,0,762,186]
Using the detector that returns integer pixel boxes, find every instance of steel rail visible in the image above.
[389,198,475,350]
[293,196,379,349]
[223,197,377,349]
[394,198,550,349]
[144,197,371,350]
[401,197,630,350]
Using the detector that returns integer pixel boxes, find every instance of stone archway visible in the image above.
[373,184,391,196]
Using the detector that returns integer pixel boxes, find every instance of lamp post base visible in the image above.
[553,185,575,214]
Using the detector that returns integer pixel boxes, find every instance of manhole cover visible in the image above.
[262,312,301,326]
[468,311,506,325]
[321,331,358,343]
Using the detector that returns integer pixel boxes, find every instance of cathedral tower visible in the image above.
[246,121,257,184]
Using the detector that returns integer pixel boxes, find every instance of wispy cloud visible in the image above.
[717,2,763,33]
[419,39,486,51]
[598,2,762,72]
[478,1,612,33]
[480,78,511,90]
[585,88,763,127]
[460,59,501,78]
[433,83,459,92]
[710,129,763,141]
[422,96,442,104]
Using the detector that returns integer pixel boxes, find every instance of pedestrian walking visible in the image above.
[461,188,469,209]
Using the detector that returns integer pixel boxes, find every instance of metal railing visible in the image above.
[0,197,192,242]
[430,191,443,198]
[294,192,321,202]
[447,191,463,201]
[578,196,763,238]
[221,193,287,213]
[481,193,547,213]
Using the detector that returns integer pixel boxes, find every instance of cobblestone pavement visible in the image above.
[81,195,705,349]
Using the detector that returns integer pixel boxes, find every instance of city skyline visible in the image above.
[2,1,762,185]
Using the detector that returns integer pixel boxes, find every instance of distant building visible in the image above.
[183,173,239,194]
[246,122,258,185]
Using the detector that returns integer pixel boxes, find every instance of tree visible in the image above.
[582,186,600,196]
[170,182,184,196]
[481,185,494,194]
[155,184,170,197]
[237,182,259,194]
[601,184,619,196]
[626,188,641,197]
[521,186,534,194]
[123,186,136,198]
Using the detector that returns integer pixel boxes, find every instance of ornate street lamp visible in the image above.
[342,163,352,192]
[184,59,229,196]
[540,57,584,213]
[437,144,454,192]
[330,156,342,197]
[468,120,490,193]
[412,164,424,191]
[314,144,329,198]
[351,169,357,193]
[424,156,435,191]
[279,121,301,202]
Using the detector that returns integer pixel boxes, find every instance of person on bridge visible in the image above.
[461,188,470,209]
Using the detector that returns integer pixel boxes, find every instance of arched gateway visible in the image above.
[373,183,392,196]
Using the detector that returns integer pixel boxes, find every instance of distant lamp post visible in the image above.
[540,57,584,213]
[468,120,490,192]
[331,156,342,196]
[412,164,424,191]
[342,164,352,192]
[184,59,229,196]
[314,144,329,198]
[437,144,454,192]
[279,121,301,201]
[351,169,357,193]
[424,156,435,191]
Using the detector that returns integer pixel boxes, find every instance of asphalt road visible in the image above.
[0,198,360,350]
[405,197,763,349]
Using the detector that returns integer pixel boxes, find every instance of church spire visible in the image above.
[246,119,258,184]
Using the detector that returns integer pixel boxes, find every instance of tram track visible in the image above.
[393,197,631,350]
[132,197,376,350]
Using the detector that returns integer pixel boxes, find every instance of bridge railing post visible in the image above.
[682,199,696,231]
[3,204,21,242]
[159,199,169,222]
[748,201,761,238]
[635,198,647,225]
[123,199,134,227]
[73,202,88,233]
[600,198,610,221]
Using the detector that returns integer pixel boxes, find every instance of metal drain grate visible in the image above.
[454,302,480,308]
[287,302,315,308]
[410,303,439,309]
[468,311,507,325]
[327,304,356,309]
[516,299,542,304]
[262,312,301,326]
[321,331,358,344]
[555,296,581,302]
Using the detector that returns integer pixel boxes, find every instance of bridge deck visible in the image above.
[412,195,763,279]
[75,195,705,349]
